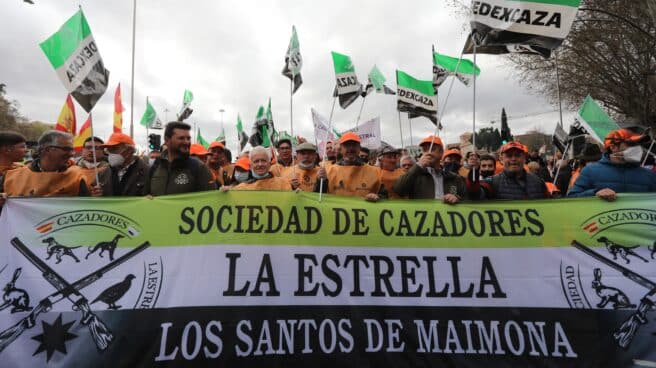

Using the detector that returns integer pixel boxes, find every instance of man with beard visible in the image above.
[568,129,655,200]
[76,136,109,170]
[1,131,90,209]
[229,146,291,191]
[270,138,294,177]
[467,141,549,200]
[324,140,337,165]
[207,141,234,186]
[284,142,320,192]
[315,132,382,202]
[97,133,149,196]
[378,145,405,199]
[478,154,497,179]
[146,122,216,196]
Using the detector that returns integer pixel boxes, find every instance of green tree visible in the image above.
[500,108,513,143]
[474,126,502,152]
[0,84,53,140]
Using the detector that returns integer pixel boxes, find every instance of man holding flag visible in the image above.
[284,142,319,192]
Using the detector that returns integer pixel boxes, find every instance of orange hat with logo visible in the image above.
[443,149,462,159]
[338,132,361,144]
[190,143,209,156]
[419,135,443,148]
[209,141,225,150]
[235,157,250,171]
[101,133,135,147]
[500,141,528,154]
[603,129,646,149]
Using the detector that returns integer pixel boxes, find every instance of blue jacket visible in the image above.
[568,154,656,197]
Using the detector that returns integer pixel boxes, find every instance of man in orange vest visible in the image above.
[0,130,90,209]
[377,145,405,199]
[229,146,291,191]
[0,131,26,178]
[284,142,320,192]
[315,132,382,201]
[207,141,234,186]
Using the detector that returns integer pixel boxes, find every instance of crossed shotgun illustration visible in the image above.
[572,241,656,349]
[0,237,150,353]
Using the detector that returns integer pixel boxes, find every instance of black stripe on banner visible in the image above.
[71,60,110,113]
[10,306,655,367]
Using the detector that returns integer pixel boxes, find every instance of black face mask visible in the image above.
[443,162,461,173]
[480,170,495,178]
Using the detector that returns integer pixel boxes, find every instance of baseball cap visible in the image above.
[604,129,648,149]
[296,142,317,152]
[209,141,225,150]
[190,143,209,156]
[443,148,462,159]
[419,135,443,148]
[235,157,250,171]
[338,132,361,144]
[101,133,135,147]
[500,141,528,154]
[378,145,399,156]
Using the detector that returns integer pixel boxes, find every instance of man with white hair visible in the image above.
[231,146,291,191]
[97,132,149,196]
[284,142,320,191]
[0,130,90,209]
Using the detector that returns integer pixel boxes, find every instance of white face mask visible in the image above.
[298,161,314,170]
[234,171,249,183]
[107,153,125,168]
[148,158,156,167]
[81,160,99,169]
[622,145,643,163]
[251,170,269,180]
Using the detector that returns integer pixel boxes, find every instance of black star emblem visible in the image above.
[31,314,78,362]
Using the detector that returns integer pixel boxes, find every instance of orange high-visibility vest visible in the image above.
[4,165,88,197]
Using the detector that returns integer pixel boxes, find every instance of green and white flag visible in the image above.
[576,95,620,144]
[433,48,480,87]
[196,129,210,149]
[236,114,249,150]
[331,51,362,109]
[139,98,162,129]
[249,106,269,147]
[362,65,395,97]
[466,0,582,58]
[282,25,302,94]
[39,9,110,113]
[178,89,194,120]
[396,70,438,125]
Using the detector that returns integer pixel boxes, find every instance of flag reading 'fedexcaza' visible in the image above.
[467,0,581,58]
[396,70,438,125]
[282,26,303,94]
[331,51,362,109]
[433,50,480,87]
[40,9,110,113]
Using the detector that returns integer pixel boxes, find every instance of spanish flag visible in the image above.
[73,115,92,152]
[113,83,124,133]
[55,94,76,134]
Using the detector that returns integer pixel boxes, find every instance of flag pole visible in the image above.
[129,0,137,138]
[355,95,367,130]
[555,51,564,128]
[398,111,404,149]
[87,112,101,187]
[472,42,477,178]
[642,138,655,166]
[407,113,414,147]
[319,96,338,202]
[290,78,294,138]
[553,138,571,186]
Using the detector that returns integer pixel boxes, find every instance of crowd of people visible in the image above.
[0,121,655,210]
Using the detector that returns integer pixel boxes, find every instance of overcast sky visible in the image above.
[1,0,574,152]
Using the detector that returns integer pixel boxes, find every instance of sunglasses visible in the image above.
[49,145,74,152]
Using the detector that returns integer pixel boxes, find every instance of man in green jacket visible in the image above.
[146,122,216,196]
[393,135,466,203]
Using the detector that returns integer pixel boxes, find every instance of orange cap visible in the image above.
[419,135,443,148]
[500,141,528,154]
[209,141,225,150]
[338,132,361,144]
[235,157,250,171]
[604,129,645,149]
[443,149,462,159]
[101,133,135,147]
[190,143,209,156]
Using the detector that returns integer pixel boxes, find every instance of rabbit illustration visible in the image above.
[0,268,33,313]
[591,268,635,309]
